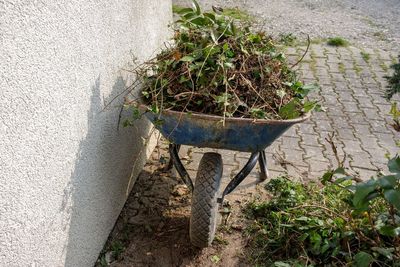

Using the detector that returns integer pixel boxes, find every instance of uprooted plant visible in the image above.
[123,0,321,124]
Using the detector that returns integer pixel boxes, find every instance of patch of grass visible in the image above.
[327,37,349,47]
[95,224,133,266]
[338,62,345,73]
[353,61,362,75]
[110,240,125,259]
[380,62,389,72]
[360,51,370,62]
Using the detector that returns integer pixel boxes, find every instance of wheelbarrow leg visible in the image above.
[169,144,194,191]
[258,150,269,181]
[166,144,180,170]
[218,152,259,203]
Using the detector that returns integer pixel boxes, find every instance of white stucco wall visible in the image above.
[0,1,171,266]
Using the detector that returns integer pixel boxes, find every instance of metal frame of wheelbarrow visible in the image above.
[168,143,268,203]
[142,107,310,247]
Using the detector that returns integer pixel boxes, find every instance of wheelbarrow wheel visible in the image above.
[190,152,223,248]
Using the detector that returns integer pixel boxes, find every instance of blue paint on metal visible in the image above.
[144,110,309,152]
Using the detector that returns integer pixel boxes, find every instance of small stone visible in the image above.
[171,184,189,196]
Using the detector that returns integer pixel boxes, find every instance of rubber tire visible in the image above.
[190,152,223,248]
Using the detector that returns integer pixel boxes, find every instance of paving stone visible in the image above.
[280,136,303,151]
[165,45,398,190]
[336,128,358,141]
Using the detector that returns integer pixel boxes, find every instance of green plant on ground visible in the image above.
[385,55,400,100]
[246,156,400,266]
[383,55,400,132]
[361,51,371,62]
[124,0,321,124]
[279,33,297,46]
[338,62,345,74]
[327,37,349,47]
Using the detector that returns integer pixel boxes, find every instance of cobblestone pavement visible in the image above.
[177,44,398,190]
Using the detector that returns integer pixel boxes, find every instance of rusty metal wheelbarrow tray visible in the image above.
[144,108,310,152]
[141,106,310,248]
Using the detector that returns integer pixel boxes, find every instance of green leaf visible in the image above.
[353,180,377,208]
[295,83,319,98]
[172,6,194,15]
[377,225,400,237]
[190,16,207,26]
[223,62,234,69]
[383,189,400,210]
[180,56,195,62]
[203,12,216,22]
[191,0,201,15]
[250,108,266,119]
[378,175,397,189]
[303,101,318,113]
[321,170,334,184]
[279,99,300,119]
[334,167,346,174]
[354,251,374,266]
[371,247,394,260]
[388,155,400,173]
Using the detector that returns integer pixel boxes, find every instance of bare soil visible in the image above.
[97,144,267,267]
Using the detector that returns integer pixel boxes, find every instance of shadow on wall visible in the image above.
[63,76,151,267]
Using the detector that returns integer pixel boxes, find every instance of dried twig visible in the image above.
[291,35,310,69]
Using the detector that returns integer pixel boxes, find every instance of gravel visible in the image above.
[174,0,400,52]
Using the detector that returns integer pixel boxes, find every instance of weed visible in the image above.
[360,51,370,62]
[380,62,389,72]
[279,33,297,46]
[384,55,400,100]
[110,240,125,259]
[327,37,348,47]
[353,61,362,75]
[246,157,400,266]
[213,234,229,246]
[338,62,345,73]
[211,255,221,263]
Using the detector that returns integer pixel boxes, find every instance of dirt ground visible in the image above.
[97,143,268,267]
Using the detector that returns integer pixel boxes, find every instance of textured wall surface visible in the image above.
[0,1,171,266]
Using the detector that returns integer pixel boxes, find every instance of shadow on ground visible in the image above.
[98,148,251,267]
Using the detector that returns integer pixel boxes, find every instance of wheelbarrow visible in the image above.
[143,108,310,248]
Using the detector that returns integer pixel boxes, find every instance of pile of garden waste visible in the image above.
[126,0,320,121]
